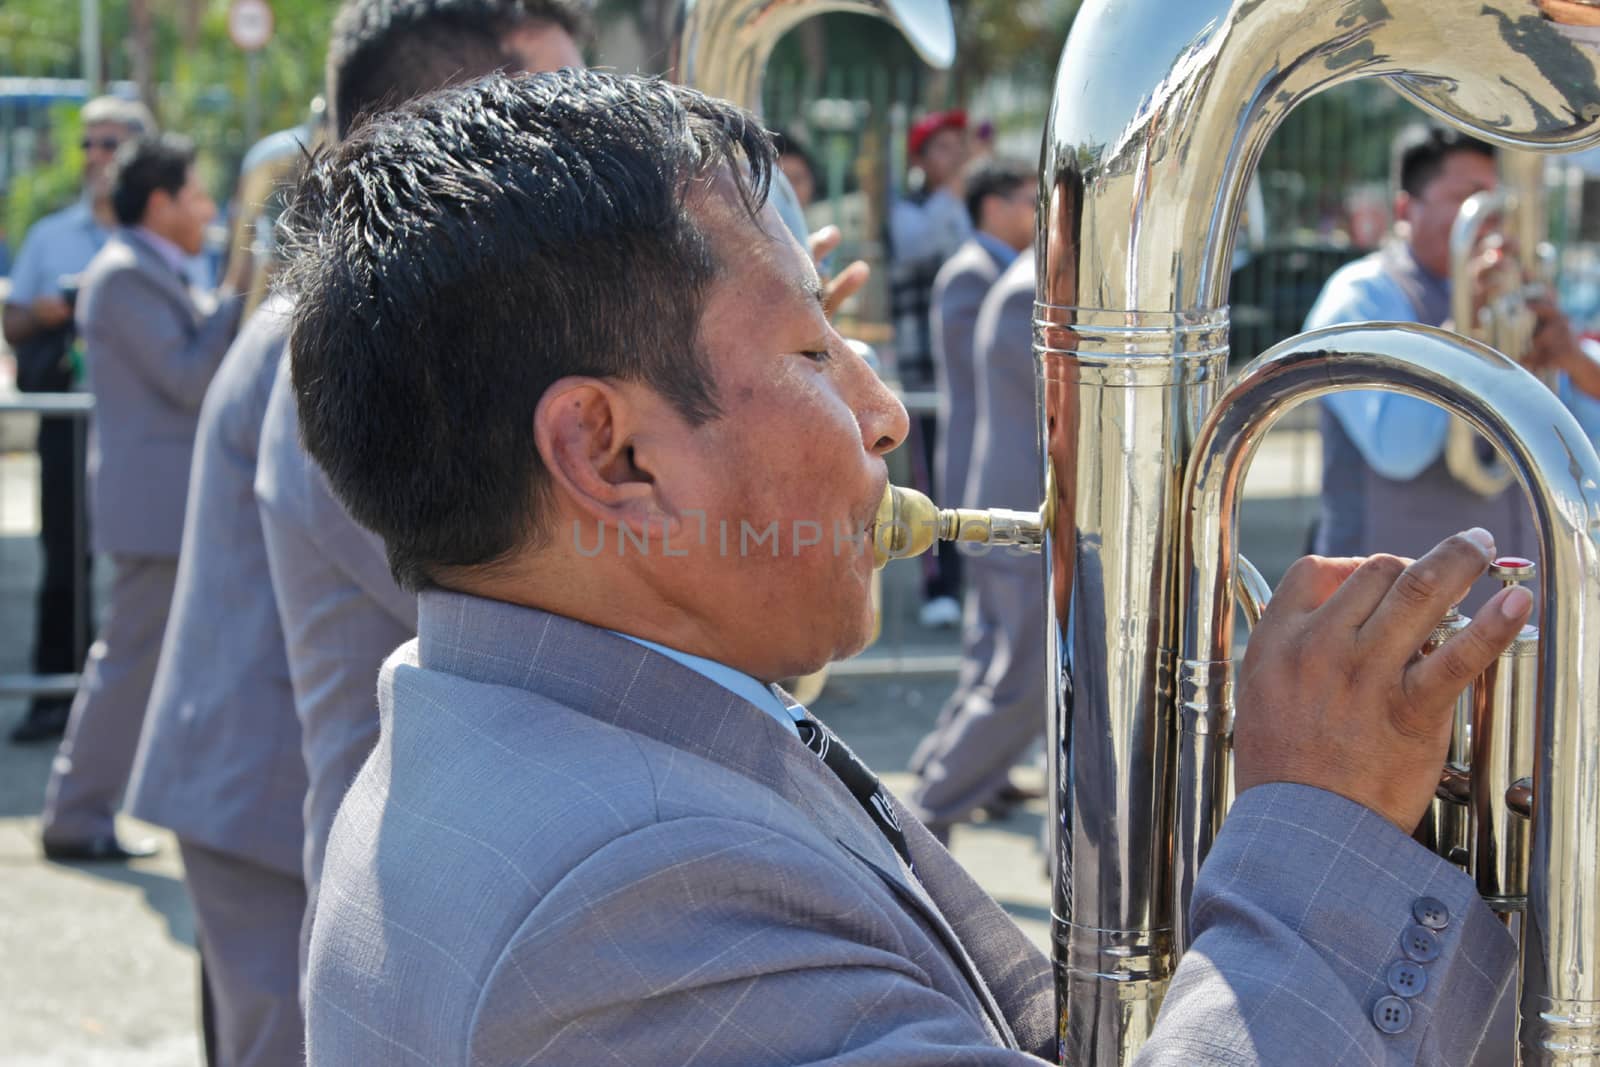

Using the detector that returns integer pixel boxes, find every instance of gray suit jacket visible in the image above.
[307,591,1515,1065]
[76,228,243,558]
[967,252,1040,515]
[933,237,1006,508]
[255,354,417,900]
[126,294,306,878]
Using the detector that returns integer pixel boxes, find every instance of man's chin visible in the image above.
[774,612,874,682]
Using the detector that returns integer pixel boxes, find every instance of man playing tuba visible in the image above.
[287,70,1525,1065]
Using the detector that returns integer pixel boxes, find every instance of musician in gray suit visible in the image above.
[254,0,587,959]
[124,7,584,1061]
[283,71,1527,1064]
[41,135,244,862]
[910,161,1041,838]
[126,294,305,1066]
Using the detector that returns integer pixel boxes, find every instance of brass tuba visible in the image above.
[668,0,954,118]
[1036,2,1600,1062]
[881,0,1600,1062]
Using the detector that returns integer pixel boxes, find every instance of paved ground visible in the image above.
[0,409,1321,1065]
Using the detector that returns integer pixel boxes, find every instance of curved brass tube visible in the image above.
[1179,322,1600,1060]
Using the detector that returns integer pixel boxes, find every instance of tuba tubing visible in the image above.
[1176,324,1600,1063]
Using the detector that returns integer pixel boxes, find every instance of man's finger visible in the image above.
[823,260,869,318]
[1401,584,1533,729]
[808,225,842,264]
[1358,529,1495,659]
[1265,555,1365,617]
[1311,553,1413,630]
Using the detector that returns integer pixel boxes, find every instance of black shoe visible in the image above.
[8,702,70,745]
[995,781,1045,804]
[41,834,159,863]
[979,782,1047,821]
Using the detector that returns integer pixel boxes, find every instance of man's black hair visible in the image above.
[963,156,1033,228]
[326,0,590,139]
[1392,124,1496,199]
[282,69,775,591]
[109,133,196,226]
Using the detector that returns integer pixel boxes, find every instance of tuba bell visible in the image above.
[881,0,1600,1062]
[669,0,954,118]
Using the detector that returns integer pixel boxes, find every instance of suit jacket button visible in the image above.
[1372,995,1413,1035]
[1387,959,1428,998]
[1413,896,1449,930]
[1401,924,1441,963]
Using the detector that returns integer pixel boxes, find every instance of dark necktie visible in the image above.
[795,715,915,874]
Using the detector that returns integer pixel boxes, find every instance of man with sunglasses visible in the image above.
[4,96,154,745]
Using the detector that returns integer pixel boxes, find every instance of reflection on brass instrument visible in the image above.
[1019,1,1600,1063]
[1445,151,1559,496]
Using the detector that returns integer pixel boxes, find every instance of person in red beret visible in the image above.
[887,109,973,629]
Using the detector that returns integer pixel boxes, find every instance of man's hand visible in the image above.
[3,295,73,347]
[1234,529,1533,833]
[30,295,73,331]
[808,226,868,319]
[1524,296,1600,399]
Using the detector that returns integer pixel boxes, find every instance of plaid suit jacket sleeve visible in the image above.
[1138,784,1517,1065]
[467,788,1514,1067]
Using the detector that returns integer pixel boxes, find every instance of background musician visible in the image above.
[120,3,589,1061]
[1308,124,1600,609]
[908,158,1044,842]
[40,134,245,864]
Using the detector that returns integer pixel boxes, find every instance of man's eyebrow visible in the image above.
[800,276,825,307]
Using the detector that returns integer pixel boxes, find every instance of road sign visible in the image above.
[228,0,274,52]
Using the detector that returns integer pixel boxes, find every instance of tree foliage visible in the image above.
[3,0,331,239]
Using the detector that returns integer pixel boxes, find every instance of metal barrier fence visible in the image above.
[0,392,92,699]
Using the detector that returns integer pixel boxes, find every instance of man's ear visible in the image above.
[534,377,662,532]
[1394,190,1415,228]
[143,187,176,226]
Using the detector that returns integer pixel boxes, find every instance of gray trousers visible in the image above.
[180,840,307,1067]
[908,554,1047,830]
[42,556,177,843]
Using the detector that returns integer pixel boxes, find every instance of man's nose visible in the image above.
[849,346,908,457]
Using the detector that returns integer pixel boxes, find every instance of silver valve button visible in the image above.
[1490,556,1536,584]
